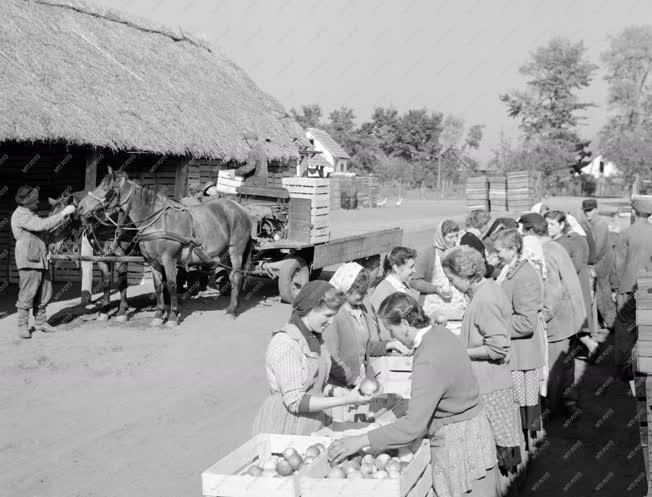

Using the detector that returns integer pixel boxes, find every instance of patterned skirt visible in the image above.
[512,369,542,432]
[430,409,497,497]
[482,388,523,448]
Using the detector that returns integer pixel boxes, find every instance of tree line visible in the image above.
[293,25,652,195]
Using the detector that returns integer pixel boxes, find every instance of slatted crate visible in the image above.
[202,434,333,497]
[507,170,536,213]
[488,175,507,212]
[369,356,413,399]
[300,440,431,497]
[329,177,341,211]
[283,178,330,244]
[636,270,652,374]
[634,374,652,492]
[465,176,488,210]
[216,169,286,194]
[329,394,405,423]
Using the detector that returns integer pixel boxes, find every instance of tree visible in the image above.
[500,38,597,186]
[290,104,323,129]
[599,26,652,184]
[501,38,597,140]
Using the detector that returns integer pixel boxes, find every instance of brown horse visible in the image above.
[48,191,135,321]
[77,167,252,326]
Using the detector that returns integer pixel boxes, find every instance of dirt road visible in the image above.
[0,198,643,497]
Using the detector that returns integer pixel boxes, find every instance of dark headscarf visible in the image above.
[289,280,334,353]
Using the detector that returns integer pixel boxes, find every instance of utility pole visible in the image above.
[437,154,442,191]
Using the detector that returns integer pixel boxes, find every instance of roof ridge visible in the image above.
[30,0,213,52]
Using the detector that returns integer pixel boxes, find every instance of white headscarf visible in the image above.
[531,202,586,237]
[329,262,364,293]
[522,234,547,280]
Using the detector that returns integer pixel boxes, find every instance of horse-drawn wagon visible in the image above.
[51,169,401,324]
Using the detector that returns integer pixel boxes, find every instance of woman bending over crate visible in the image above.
[324,262,411,389]
[328,293,498,497]
[252,281,374,436]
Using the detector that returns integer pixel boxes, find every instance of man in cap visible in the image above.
[234,131,269,187]
[613,196,652,380]
[580,199,616,332]
[11,185,75,338]
[519,213,587,419]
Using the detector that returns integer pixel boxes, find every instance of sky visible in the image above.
[98,0,652,164]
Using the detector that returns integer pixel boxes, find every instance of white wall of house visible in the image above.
[306,131,335,166]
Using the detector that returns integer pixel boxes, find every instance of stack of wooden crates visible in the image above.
[216,169,286,194]
[507,170,536,213]
[329,177,341,211]
[465,175,489,210]
[282,178,330,244]
[635,266,652,490]
[488,175,507,212]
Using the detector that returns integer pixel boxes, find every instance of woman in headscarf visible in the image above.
[252,281,373,435]
[325,263,411,388]
[441,246,523,481]
[491,229,546,450]
[545,210,598,358]
[411,220,467,326]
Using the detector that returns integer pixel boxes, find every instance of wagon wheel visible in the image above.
[278,257,309,304]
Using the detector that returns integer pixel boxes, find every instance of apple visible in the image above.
[340,461,358,476]
[351,455,362,465]
[347,470,364,479]
[261,470,277,477]
[287,454,303,471]
[360,463,376,476]
[314,443,326,454]
[327,467,346,479]
[385,460,401,474]
[361,454,375,465]
[276,459,294,477]
[303,456,315,466]
[304,445,321,459]
[262,460,277,472]
[247,465,263,477]
[359,378,380,396]
[372,470,388,479]
[283,447,298,461]
[375,453,391,471]
[387,470,401,479]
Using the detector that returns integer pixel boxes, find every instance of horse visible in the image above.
[77,167,253,326]
[48,191,137,321]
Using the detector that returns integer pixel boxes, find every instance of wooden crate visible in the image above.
[488,175,507,212]
[283,178,331,243]
[329,394,405,423]
[634,374,652,490]
[507,170,535,213]
[370,356,413,399]
[330,177,341,211]
[465,176,489,211]
[300,440,431,497]
[636,270,652,373]
[201,434,333,497]
[216,169,286,194]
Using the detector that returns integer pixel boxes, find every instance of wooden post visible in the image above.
[437,156,442,191]
[174,160,189,200]
[81,150,98,304]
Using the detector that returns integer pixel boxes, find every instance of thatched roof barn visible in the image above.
[0,0,307,161]
[0,0,309,284]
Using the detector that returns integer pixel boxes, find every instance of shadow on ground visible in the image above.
[516,335,647,497]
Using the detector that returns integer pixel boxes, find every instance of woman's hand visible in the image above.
[345,385,375,406]
[328,435,368,464]
[436,285,452,299]
[387,340,413,356]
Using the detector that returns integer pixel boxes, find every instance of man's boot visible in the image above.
[17,308,31,339]
[33,308,56,333]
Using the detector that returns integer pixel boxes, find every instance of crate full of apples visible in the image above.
[300,439,431,497]
[201,434,332,497]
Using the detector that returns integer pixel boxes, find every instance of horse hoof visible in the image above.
[97,313,109,321]
[166,320,179,328]
[150,318,163,327]
[115,314,128,323]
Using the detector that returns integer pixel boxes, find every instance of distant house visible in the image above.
[305,128,351,175]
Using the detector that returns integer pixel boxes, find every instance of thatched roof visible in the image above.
[0,0,308,162]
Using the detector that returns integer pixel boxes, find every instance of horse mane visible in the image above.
[133,181,181,209]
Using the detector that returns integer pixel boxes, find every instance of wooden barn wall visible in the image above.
[0,142,87,285]
[0,145,198,290]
